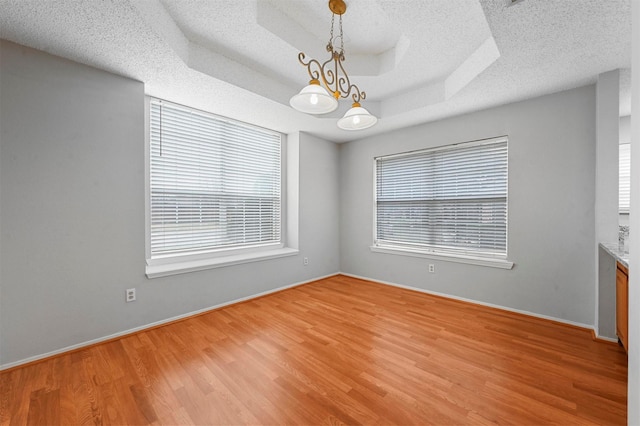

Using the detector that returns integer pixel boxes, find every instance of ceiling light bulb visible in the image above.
[337,103,377,131]
[289,81,338,114]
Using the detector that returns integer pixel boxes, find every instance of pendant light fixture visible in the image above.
[289,0,378,131]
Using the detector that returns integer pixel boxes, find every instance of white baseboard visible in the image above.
[593,333,619,343]
[0,272,339,371]
[338,272,598,332]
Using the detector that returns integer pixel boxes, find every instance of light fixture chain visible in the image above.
[329,13,335,52]
[339,14,344,54]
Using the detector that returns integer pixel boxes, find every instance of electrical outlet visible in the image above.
[303,257,309,266]
[126,288,136,302]
[428,264,435,273]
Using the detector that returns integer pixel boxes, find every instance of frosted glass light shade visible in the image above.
[337,105,378,130]
[289,83,338,114]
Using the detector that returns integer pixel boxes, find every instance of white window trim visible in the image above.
[371,136,513,270]
[370,245,513,269]
[146,247,299,279]
[144,97,297,278]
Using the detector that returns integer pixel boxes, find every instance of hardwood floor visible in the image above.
[1,275,627,425]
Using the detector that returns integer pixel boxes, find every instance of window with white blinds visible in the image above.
[375,137,508,258]
[620,143,630,214]
[149,100,282,258]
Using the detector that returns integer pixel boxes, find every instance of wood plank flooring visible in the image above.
[0,274,628,425]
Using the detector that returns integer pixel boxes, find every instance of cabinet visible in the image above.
[616,262,628,352]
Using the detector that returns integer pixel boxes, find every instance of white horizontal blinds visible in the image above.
[150,101,281,257]
[620,143,630,214]
[376,139,508,256]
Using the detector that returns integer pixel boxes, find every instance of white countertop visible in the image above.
[600,242,629,269]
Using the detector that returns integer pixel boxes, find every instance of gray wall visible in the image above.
[0,41,340,366]
[339,86,597,326]
[595,70,620,338]
[0,39,605,367]
[598,245,617,338]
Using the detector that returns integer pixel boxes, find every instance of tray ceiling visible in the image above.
[0,0,632,142]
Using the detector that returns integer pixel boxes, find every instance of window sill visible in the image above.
[370,246,514,270]
[146,247,299,278]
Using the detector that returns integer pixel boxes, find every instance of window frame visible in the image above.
[144,98,297,278]
[371,136,513,269]
[620,142,630,214]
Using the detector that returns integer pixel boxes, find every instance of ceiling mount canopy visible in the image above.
[289,0,378,131]
[328,0,347,15]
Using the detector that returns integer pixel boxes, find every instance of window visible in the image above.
[147,100,291,277]
[373,137,511,267]
[620,143,630,214]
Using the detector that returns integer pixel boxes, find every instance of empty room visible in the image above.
[1,0,639,424]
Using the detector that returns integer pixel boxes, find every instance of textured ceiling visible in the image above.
[0,0,632,143]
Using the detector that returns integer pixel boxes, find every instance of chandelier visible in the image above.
[289,0,378,131]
